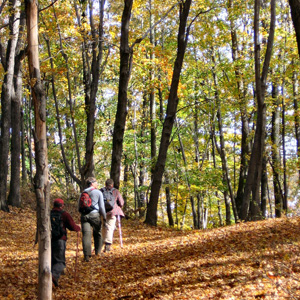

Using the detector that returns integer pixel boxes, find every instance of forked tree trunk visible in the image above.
[25,0,51,298]
[240,0,276,221]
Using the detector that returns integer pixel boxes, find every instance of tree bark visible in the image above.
[288,0,300,58]
[240,0,276,221]
[292,70,300,182]
[25,0,51,298]
[165,185,174,226]
[8,7,25,207]
[0,0,21,211]
[228,0,251,216]
[271,81,283,217]
[110,0,133,189]
[145,0,192,226]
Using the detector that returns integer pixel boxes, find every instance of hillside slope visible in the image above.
[1,204,300,299]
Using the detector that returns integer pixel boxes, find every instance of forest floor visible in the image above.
[1,202,300,300]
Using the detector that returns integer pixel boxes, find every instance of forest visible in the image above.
[1,0,300,298]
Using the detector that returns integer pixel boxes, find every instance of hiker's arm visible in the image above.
[116,190,124,207]
[98,192,107,220]
[64,212,80,232]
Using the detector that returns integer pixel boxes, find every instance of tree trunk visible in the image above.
[8,8,25,207]
[74,0,105,187]
[149,0,157,174]
[271,81,283,217]
[165,185,174,226]
[261,154,268,218]
[292,70,300,182]
[228,0,251,216]
[8,49,23,207]
[145,0,192,226]
[0,0,21,211]
[21,108,27,185]
[240,0,276,221]
[110,0,133,189]
[281,89,288,214]
[25,0,51,298]
[288,0,300,58]
[211,50,238,223]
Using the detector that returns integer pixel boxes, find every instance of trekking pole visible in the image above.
[117,214,123,248]
[74,231,80,281]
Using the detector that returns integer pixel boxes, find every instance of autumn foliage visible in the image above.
[1,202,300,299]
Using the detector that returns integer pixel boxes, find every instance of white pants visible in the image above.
[103,215,116,244]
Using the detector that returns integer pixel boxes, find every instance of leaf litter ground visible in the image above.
[1,204,300,299]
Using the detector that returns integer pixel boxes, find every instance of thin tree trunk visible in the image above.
[25,0,51,298]
[0,0,21,211]
[240,0,276,220]
[145,0,192,226]
[21,108,27,184]
[149,0,156,174]
[292,70,300,182]
[228,0,251,216]
[282,89,288,214]
[165,185,174,226]
[8,9,25,206]
[211,50,238,223]
[261,154,268,218]
[110,0,133,189]
[271,81,283,217]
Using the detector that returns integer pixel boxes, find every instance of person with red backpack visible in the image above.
[100,179,124,252]
[51,198,80,287]
[78,177,106,262]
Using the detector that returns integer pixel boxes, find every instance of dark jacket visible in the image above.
[51,207,80,241]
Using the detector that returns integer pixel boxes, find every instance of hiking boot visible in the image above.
[52,276,59,287]
[104,243,111,252]
[84,256,90,262]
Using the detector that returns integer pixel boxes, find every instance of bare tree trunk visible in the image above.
[165,185,174,226]
[21,108,27,184]
[288,0,300,58]
[110,0,133,189]
[149,0,156,174]
[228,0,251,216]
[25,0,51,298]
[292,70,300,182]
[240,0,275,221]
[211,50,238,223]
[8,9,25,207]
[74,0,106,186]
[282,91,288,214]
[261,154,268,218]
[0,0,21,211]
[271,81,283,217]
[145,0,192,226]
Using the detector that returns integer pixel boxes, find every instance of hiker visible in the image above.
[101,178,125,252]
[78,177,106,262]
[51,198,80,287]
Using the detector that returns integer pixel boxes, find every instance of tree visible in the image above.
[8,8,26,207]
[240,0,276,221]
[145,0,192,226]
[110,0,134,189]
[25,0,51,298]
[0,0,21,211]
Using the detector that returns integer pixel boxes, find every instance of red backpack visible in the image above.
[79,188,95,214]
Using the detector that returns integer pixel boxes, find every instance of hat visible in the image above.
[54,198,64,206]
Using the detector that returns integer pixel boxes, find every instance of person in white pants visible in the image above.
[101,179,125,252]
